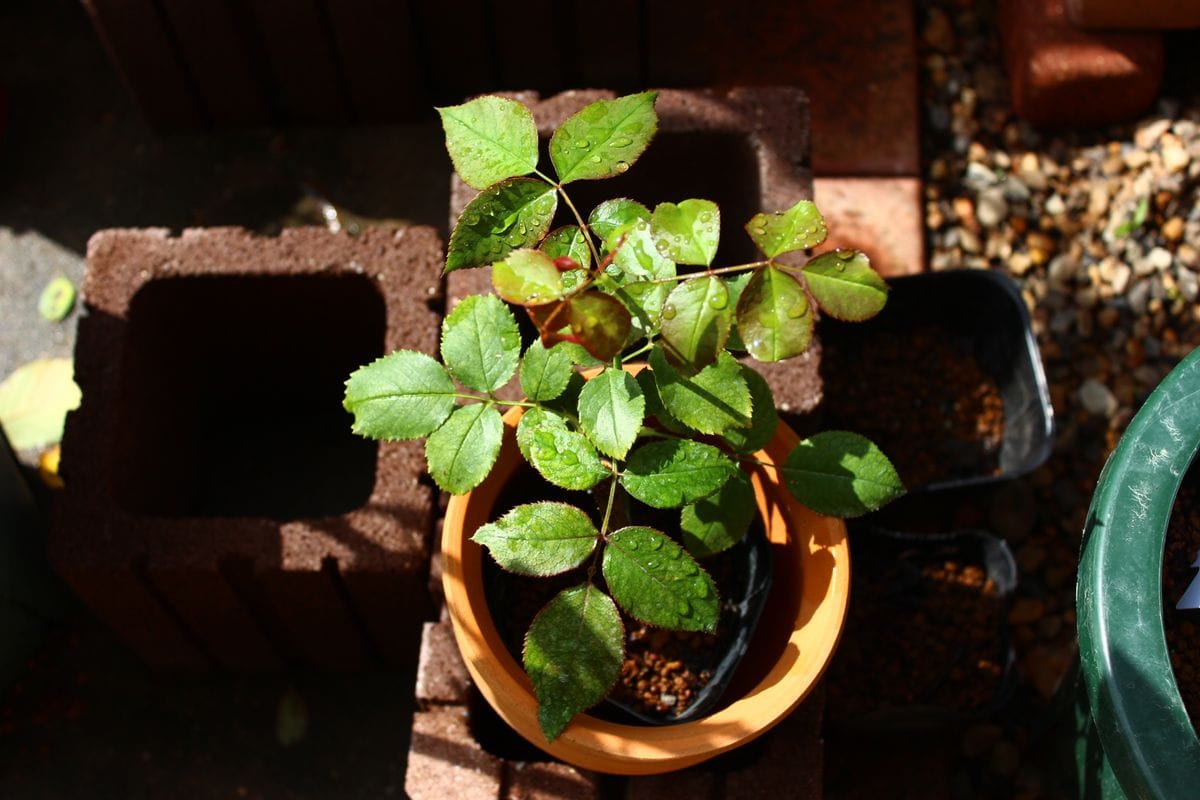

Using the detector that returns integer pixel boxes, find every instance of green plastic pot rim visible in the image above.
[1077,345,1200,799]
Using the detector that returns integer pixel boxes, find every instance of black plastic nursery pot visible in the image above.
[824,525,1017,728]
[1077,345,1200,799]
[818,269,1053,493]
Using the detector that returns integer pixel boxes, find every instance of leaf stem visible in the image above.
[598,468,621,539]
[646,261,769,284]
[547,179,602,268]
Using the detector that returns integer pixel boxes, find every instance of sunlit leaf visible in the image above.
[437,96,539,190]
[602,527,718,631]
[648,348,751,435]
[516,406,569,462]
[588,198,650,248]
[425,403,503,494]
[781,430,905,517]
[344,351,457,440]
[550,92,658,184]
[745,199,827,257]
[540,225,592,272]
[520,340,576,401]
[441,294,521,392]
[447,177,557,272]
[0,358,81,450]
[526,424,610,491]
[659,275,732,372]
[735,265,813,362]
[621,439,735,509]
[802,249,888,322]
[577,367,643,460]
[493,249,565,306]
[524,584,624,741]
[651,199,720,266]
[473,502,598,576]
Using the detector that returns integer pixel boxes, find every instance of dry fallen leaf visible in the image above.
[0,358,82,450]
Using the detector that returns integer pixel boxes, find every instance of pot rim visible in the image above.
[442,372,849,775]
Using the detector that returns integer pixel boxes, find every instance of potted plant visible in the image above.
[343,92,905,772]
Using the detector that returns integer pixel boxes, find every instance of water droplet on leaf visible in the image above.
[709,292,728,310]
[787,303,809,319]
[662,304,677,320]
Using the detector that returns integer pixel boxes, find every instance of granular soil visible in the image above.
[821,324,1005,489]
[825,536,1007,720]
[1163,463,1200,731]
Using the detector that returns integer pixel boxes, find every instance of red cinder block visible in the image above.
[52,226,442,670]
[415,621,472,707]
[1067,0,1200,29]
[406,707,504,800]
[504,761,601,800]
[1000,0,1164,127]
[447,87,823,415]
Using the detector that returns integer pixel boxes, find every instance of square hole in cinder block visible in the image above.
[543,131,763,265]
[112,274,386,520]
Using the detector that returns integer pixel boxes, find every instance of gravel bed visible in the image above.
[918,1,1200,796]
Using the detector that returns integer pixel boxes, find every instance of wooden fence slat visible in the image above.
[323,0,426,122]
[249,0,348,123]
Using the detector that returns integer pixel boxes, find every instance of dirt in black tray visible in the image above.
[825,537,1007,720]
[821,324,1005,488]
[1163,464,1200,731]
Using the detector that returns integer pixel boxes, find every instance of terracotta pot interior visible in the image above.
[112,273,385,520]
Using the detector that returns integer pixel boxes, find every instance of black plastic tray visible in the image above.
[818,269,1054,493]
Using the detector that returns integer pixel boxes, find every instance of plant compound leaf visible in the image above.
[659,275,732,372]
[648,348,751,435]
[651,199,720,266]
[525,424,610,491]
[437,96,539,190]
[588,197,650,248]
[745,199,827,257]
[344,350,458,440]
[735,265,813,362]
[781,430,905,517]
[520,340,576,402]
[492,249,565,306]
[0,358,81,450]
[524,583,624,741]
[802,249,888,322]
[38,276,76,322]
[680,470,757,557]
[621,439,736,508]
[473,502,598,576]
[576,367,644,460]
[441,294,521,393]
[425,403,503,494]
[516,406,570,462]
[602,526,719,632]
[550,92,658,184]
[446,177,557,272]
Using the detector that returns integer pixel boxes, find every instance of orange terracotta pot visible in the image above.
[442,387,850,775]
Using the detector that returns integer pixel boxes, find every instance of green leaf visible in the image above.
[781,430,905,518]
[723,271,753,351]
[524,584,624,742]
[441,294,521,393]
[516,407,569,462]
[568,291,632,362]
[614,281,671,339]
[447,177,557,272]
[602,527,719,632]
[745,199,827,257]
[437,96,539,190]
[520,340,576,401]
[612,220,675,282]
[550,91,658,184]
[38,276,75,322]
[541,225,592,271]
[344,350,457,440]
[680,470,756,557]
[720,365,778,454]
[493,249,564,306]
[0,358,81,450]
[802,249,888,322]
[473,502,598,576]
[635,369,693,436]
[526,424,610,491]
[541,371,587,417]
[735,265,813,362]
[659,275,732,372]
[648,348,751,435]
[589,198,650,248]
[651,199,720,266]
[621,439,735,508]
[577,367,644,460]
[425,403,503,494]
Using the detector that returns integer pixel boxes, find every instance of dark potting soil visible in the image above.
[483,465,755,722]
[825,538,1006,720]
[1163,464,1200,730]
[821,324,1005,489]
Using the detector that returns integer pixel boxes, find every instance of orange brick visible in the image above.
[814,177,925,277]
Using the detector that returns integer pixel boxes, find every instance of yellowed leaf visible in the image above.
[0,359,82,450]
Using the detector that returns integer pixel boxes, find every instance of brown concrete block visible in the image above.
[1000,0,1164,127]
[1067,0,1200,29]
[504,760,600,800]
[406,707,503,800]
[814,177,925,277]
[53,226,442,670]
[713,0,920,177]
[724,688,825,799]
[416,621,471,707]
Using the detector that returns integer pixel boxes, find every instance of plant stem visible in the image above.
[598,468,621,539]
[646,261,769,284]
[540,173,601,268]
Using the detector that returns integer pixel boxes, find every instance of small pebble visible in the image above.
[1078,378,1119,416]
